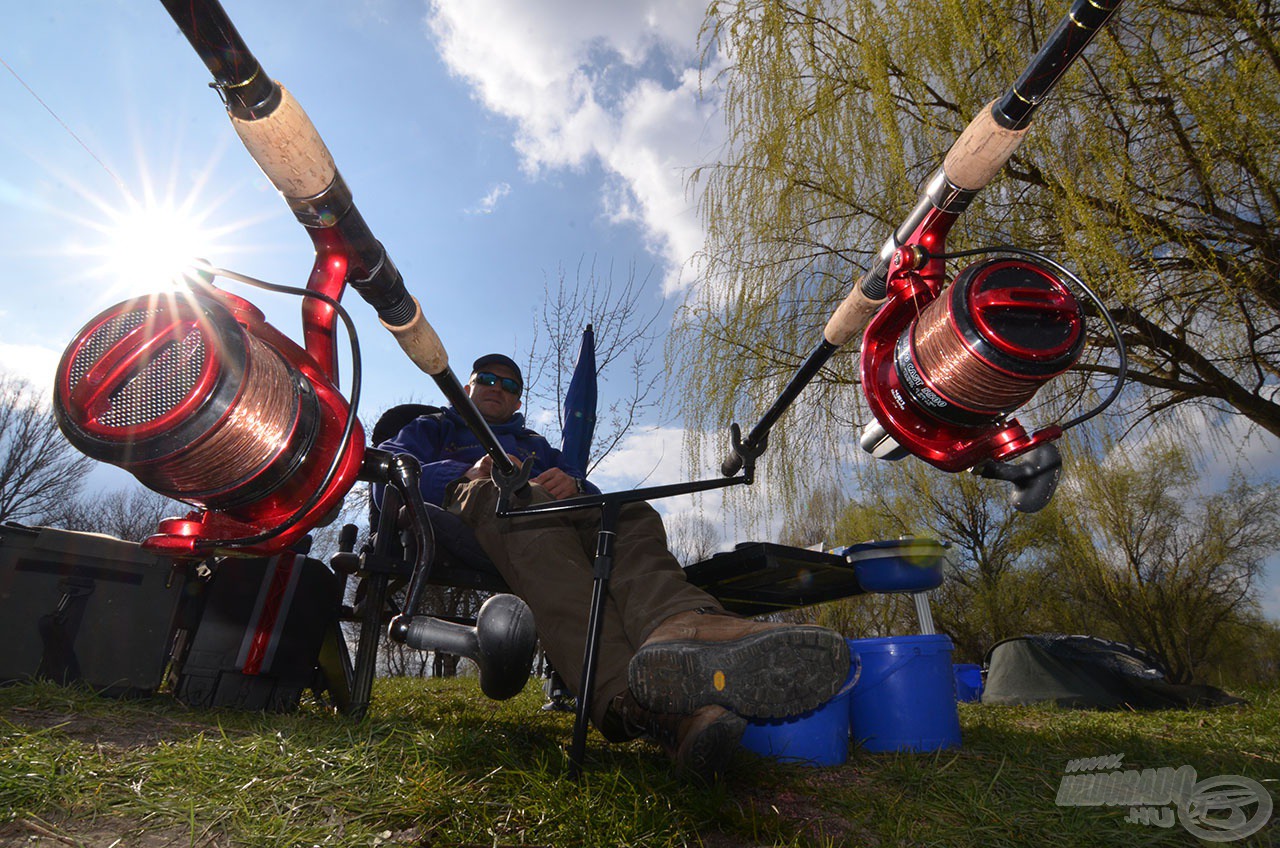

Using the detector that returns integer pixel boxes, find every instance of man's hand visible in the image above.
[464,453,520,482]
[532,467,579,500]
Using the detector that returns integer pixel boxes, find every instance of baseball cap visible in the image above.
[471,353,523,387]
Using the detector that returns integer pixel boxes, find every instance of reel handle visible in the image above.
[392,594,538,701]
[976,442,1063,514]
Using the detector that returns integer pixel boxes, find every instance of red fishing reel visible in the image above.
[53,281,364,557]
[859,245,1120,511]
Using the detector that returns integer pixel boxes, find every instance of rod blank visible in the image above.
[158,0,518,479]
[722,0,1127,473]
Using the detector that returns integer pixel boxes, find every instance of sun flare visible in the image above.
[60,142,262,304]
[100,197,215,293]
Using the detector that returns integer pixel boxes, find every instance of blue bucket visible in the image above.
[848,634,961,752]
[954,663,983,702]
[738,647,861,766]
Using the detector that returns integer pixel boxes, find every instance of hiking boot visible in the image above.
[602,692,746,781]
[628,608,850,720]
[650,701,747,783]
[661,705,747,782]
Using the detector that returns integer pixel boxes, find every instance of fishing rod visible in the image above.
[51,0,521,557]
[154,0,517,477]
[721,0,1129,512]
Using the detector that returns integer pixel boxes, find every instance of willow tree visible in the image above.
[676,0,1279,500]
[1037,437,1280,683]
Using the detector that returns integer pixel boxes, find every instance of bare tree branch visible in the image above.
[0,372,95,525]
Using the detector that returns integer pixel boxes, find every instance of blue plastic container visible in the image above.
[837,538,946,594]
[848,634,962,752]
[738,646,861,766]
[954,663,984,702]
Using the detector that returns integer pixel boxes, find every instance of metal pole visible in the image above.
[568,501,621,780]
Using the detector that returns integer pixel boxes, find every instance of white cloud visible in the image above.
[589,424,740,554]
[426,0,724,292]
[467,181,512,215]
[1101,399,1280,494]
[585,422,804,552]
[0,342,63,397]
[591,424,687,489]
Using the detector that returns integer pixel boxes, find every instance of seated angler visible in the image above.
[377,353,851,779]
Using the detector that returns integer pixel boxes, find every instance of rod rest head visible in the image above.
[393,593,537,700]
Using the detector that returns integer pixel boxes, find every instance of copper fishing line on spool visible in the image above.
[139,332,302,502]
[54,267,365,552]
[910,295,1045,416]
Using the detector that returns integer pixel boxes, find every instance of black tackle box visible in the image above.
[172,551,341,712]
[0,521,195,696]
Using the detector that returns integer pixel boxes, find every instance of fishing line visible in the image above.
[0,53,129,194]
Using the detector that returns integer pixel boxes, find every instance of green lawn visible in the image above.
[1,678,1276,847]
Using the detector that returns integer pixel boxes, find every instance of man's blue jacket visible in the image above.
[376,406,598,507]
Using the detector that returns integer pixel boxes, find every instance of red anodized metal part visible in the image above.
[65,305,223,439]
[53,292,252,477]
[301,243,350,381]
[56,295,227,443]
[53,261,366,559]
[858,212,1073,472]
[968,273,1082,363]
[860,262,1015,471]
[146,261,365,558]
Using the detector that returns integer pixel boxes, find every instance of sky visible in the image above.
[0,1,720,392]
[3,1,1279,618]
[0,3,723,489]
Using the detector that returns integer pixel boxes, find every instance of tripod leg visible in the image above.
[317,619,355,714]
[568,501,620,780]
[349,572,389,719]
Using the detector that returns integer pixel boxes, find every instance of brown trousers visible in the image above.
[446,478,720,728]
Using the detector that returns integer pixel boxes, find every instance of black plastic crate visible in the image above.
[173,551,339,712]
[0,522,194,697]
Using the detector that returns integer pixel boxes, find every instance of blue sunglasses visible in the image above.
[473,371,521,396]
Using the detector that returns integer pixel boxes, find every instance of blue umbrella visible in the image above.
[561,323,597,474]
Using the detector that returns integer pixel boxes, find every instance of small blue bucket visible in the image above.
[848,634,961,752]
[954,663,983,702]
[837,538,946,594]
[738,646,861,766]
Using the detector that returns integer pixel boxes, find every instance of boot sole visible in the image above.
[628,627,850,719]
[680,710,747,782]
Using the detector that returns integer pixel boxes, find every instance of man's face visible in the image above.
[465,363,522,424]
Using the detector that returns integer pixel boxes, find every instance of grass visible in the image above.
[1,677,1277,847]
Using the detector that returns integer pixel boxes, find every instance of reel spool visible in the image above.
[860,252,1088,502]
[53,286,364,557]
[894,257,1083,429]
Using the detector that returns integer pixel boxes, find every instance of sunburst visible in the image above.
[78,151,258,300]
[41,127,278,308]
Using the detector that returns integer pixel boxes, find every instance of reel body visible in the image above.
[54,286,364,557]
[860,247,1085,474]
